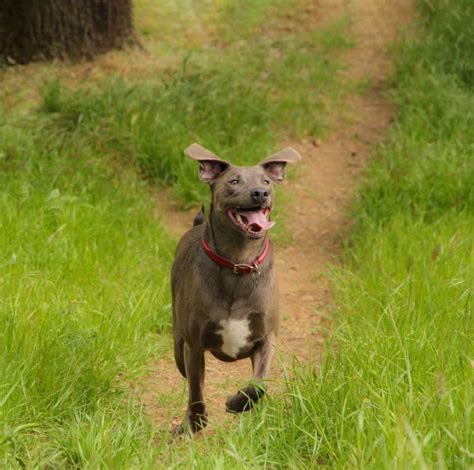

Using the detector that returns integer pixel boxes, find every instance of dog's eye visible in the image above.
[229,179,239,185]
[263,179,270,185]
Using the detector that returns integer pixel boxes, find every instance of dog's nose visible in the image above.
[251,188,269,204]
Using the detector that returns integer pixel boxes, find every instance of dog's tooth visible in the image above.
[236,213,243,224]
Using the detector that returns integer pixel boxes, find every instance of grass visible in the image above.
[0,0,350,466]
[0,114,174,466]
[418,0,474,88]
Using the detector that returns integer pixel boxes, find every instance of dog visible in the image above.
[171,143,301,432]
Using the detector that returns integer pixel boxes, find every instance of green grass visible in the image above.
[419,0,474,88]
[0,114,175,466]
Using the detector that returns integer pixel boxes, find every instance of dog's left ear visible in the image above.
[260,147,301,183]
[185,143,231,183]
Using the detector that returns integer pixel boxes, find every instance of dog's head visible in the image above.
[185,143,301,239]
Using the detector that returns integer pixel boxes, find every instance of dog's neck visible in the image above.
[205,209,268,265]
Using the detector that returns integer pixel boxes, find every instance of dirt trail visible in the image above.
[139,0,412,432]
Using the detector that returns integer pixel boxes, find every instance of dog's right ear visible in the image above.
[184,143,230,183]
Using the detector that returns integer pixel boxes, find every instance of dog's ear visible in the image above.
[185,143,230,183]
[260,147,301,183]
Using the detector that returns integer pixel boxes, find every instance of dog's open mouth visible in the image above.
[227,207,274,237]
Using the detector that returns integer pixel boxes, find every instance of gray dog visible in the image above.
[171,143,301,433]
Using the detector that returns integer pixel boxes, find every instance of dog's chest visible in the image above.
[217,318,251,358]
[201,312,266,360]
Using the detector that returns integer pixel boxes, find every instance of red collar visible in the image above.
[201,237,270,275]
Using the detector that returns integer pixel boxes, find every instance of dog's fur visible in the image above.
[171,143,300,432]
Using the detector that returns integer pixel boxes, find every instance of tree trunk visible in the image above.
[0,0,135,64]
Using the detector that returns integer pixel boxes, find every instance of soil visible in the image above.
[138,0,413,433]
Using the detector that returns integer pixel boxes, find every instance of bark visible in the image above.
[0,0,135,64]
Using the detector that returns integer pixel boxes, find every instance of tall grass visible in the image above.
[418,0,474,87]
[0,116,174,466]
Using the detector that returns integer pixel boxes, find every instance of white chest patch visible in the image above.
[217,318,251,358]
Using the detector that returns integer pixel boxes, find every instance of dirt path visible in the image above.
[139,0,412,432]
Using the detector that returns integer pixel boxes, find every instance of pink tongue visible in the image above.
[239,210,275,231]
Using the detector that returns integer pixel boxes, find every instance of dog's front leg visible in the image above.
[176,343,208,433]
[226,333,276,413]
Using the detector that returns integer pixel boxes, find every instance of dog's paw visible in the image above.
[172,410,208,435]
[226,385,265,414]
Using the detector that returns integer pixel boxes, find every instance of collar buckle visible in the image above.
[233,263,260,275]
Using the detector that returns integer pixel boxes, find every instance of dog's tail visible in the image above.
[193,205,205,226]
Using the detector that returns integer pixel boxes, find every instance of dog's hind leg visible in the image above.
[226,333,276,413]
[174,343,208,433]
